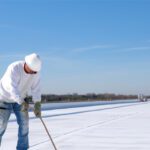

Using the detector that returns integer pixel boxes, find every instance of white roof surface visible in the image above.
[1,101,150,150]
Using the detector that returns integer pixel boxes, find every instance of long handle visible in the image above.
[39,117,58,150]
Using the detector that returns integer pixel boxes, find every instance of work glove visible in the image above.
[21,101,29,112]
[34,102,41,118]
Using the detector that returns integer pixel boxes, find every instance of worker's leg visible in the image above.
[13,103,29,150]
[0,102,11,146]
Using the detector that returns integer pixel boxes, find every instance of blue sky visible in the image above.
[0,0,150,95]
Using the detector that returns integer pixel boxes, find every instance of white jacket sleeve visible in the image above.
[1,65,22,104]
[31,74,41,103]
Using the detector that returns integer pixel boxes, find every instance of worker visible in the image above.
[0,53,42,150]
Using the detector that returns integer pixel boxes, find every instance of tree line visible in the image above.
[40,93,138,103]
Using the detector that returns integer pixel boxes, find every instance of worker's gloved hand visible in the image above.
[21,101,29,112]
[34,102,41,118]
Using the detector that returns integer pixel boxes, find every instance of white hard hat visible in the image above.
[25,53,42,72]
